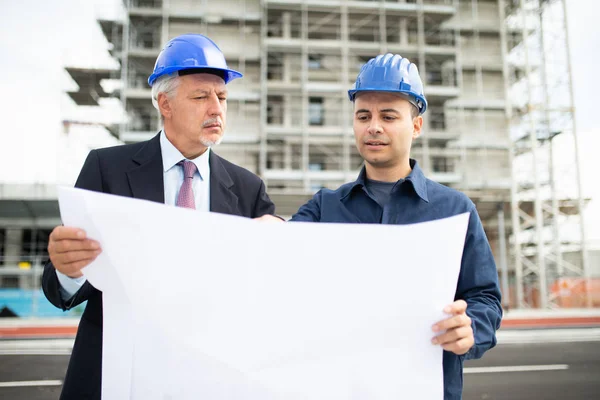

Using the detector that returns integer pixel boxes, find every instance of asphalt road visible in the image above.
[0,353,67,400]
[0,341,598,399]
[463,341,600,400]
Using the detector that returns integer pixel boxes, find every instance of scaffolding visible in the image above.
[79,0,513,218]
[69,0,599,308]
[258,0,513,221]
[58,0,518,299]
[502,0,591,308]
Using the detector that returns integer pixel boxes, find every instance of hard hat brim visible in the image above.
[348,88,428,115]
[148,66,243,86]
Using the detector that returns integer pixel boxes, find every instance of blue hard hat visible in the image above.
[348,53,428,115]
[148,34,242,86]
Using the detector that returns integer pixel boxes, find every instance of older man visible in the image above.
[42,34,277,400]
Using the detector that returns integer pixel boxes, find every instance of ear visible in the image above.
[412,115,423,140]
[157,92,172,120]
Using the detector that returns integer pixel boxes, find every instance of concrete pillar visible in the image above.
[283,12,291,39]
[284,143,292,170]
[399,18,408,46]
[284,93,292,126]
[3,228,23,288]
[498,205,510,310]
[283,54,292,83]
[4,228,22,266]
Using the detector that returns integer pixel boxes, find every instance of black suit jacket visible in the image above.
[42,133,275,400]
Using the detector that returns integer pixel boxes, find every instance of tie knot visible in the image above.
[178,160,197,179]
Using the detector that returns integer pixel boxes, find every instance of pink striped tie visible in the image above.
[176,160,197,209]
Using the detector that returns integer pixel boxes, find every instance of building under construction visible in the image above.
[93,0,515,216]
[0,0,597,312]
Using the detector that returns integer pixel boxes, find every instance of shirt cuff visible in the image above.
[56,270,87,301]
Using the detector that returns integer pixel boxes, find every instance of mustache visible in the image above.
[202,118,222,128]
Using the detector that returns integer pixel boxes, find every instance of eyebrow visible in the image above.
[190,89,228,96]
[355,108,400,114]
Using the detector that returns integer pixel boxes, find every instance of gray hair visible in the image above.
[151,73,181,123]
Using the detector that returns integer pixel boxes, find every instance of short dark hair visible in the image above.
[410,105,419,119]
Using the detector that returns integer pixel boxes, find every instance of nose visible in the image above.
[367,118,382,135]
[207,93,224,117]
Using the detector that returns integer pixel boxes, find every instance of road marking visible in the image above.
[464,364,569,374]
[0,350,71,356]
[497,328,600,344]
[0,380,63,388]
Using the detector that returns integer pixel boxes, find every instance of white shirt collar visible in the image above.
[160,130,210,180]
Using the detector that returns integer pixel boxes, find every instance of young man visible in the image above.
[291,53,502,399]
[43,34,277,400]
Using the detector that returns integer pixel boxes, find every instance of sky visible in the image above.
[0,0,123,185]
[0,0,598,238]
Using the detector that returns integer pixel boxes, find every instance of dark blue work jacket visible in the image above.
[291,160,502,400]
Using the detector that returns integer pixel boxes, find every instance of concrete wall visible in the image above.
[460,71,505,101]
[444,0,500,31]
[462,148,511,187]
[564,249,600,278]
[460,35,503,66]
[168,22,260,60]
[168,0,260,18]
[225,101,260,140]
[445,109,508,142]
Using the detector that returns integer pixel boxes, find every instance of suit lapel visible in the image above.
[209,152,239,215]
[127,133,165,204]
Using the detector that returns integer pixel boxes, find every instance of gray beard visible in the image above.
[200,135,223,147]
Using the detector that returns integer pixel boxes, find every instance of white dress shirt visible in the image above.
[56,130,211,300]
[160,130,211,210]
